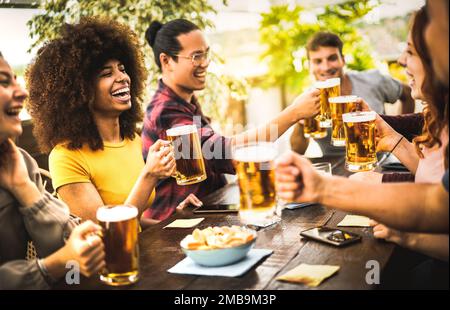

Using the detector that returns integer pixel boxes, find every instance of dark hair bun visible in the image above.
[145,21,163,47]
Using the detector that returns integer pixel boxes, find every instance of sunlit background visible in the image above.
[0,0,425,156]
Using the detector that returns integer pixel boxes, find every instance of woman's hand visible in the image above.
[355,98,403,152]
[144,139,176,179]
[44,220,105,279]
[0,139,33,195]
[290,88,321,120]
[62,220,105,277]
[176,193,203,211]
[374,114,403,153]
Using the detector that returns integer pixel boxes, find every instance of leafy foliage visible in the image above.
[27,0,250,126]
[259,0,380,106]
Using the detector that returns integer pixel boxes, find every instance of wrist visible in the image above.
[390,135,405,155]
[141,169,159,181]
[41,249,68,281]
[13,180,43,208]
[314,174,329,205]
[286,104,303,123]
[401,233,415,248]
[9,178,33,195]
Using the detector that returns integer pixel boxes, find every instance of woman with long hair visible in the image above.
[26,18,176,225]
[0,52,105,289]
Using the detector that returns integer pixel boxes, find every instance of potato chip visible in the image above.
[180,226,256,250]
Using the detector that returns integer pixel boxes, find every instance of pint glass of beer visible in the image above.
[97,205,139,286]
[303,117,328,139]
[315,78,341,128]
[166,124,207,185]
[233,142,278,225]
[343,111,378,172]
[329,95,360,146]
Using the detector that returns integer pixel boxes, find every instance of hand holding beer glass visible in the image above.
[315,78,341,128]
[233,142,279,226]
[303,117,328,139]
[291,88,325,139]
[166,124,207,185]
[96,205,140,286]
[144,139,176,178]
[343,111,378,172]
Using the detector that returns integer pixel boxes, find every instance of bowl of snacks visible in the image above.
[180,226,257,267]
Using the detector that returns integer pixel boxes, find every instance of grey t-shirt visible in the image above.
[316,70,403,156]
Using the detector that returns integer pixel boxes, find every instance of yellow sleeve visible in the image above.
[49,145,91,191]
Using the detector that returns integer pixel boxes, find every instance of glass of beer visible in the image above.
[233,142,279,226]
[96,205,140,286]
[343,111,378,172]
[329,95,360,146]
[303,117,328,139]
[315,78,341,128]
[166,124,207,185]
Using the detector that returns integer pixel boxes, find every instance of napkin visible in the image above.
[164,218,205,229]
[277,263,340,287]
[167,249,273,277]
[337,215,371,227]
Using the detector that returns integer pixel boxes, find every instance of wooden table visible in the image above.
[72,156,396,290]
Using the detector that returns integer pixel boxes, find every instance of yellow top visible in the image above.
[49,135,155,208]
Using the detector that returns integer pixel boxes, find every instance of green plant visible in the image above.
[27,0,248,126]
[259,0,380,108]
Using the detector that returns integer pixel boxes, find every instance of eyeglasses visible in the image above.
[174,50,211,66]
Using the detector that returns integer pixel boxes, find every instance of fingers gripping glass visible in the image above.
[174,50,211,66]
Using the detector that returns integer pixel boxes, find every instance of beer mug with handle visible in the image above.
[166,124,207,185]
[97,205,140,286]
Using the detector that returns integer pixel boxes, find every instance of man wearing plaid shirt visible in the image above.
[142,79,235,221]
[142,19,321,222]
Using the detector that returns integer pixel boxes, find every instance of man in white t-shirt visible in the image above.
[291,32,415,156]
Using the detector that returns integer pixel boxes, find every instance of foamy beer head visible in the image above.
[166,124,207,185]
[314,78,341,128]
[329,96,360,146]
[328,95,359,105]
[315,78,340,90]
[343,111,377,172]
[233,143,277,224]
[96,205,139,286]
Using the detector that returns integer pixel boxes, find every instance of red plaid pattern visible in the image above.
[141,80,235,221]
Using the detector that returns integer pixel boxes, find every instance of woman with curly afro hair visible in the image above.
[26,18,176,225]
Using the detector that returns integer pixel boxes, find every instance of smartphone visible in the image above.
[193,204,239,214]
[300,226,361,247]
[284,202,316,210]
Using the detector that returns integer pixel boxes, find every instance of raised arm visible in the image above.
[290,123,310,155]
[232,88,321,146]
[276,152,449,233]
[371,221,449,262]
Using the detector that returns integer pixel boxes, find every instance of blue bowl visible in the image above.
[181,231,257,267]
